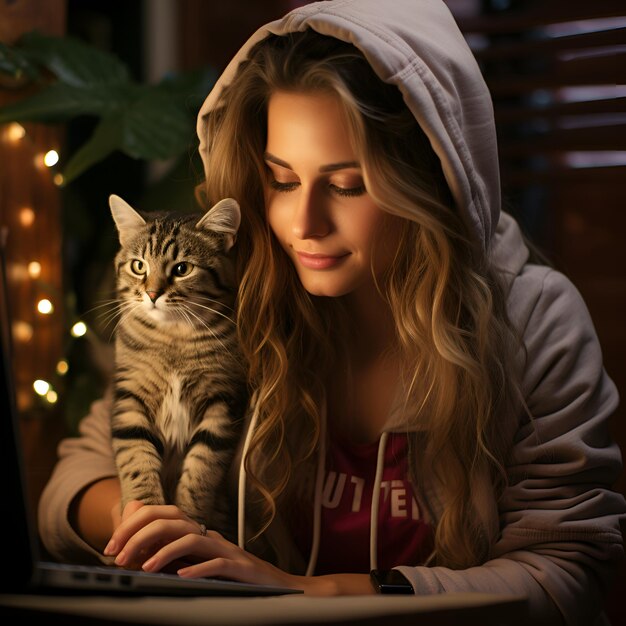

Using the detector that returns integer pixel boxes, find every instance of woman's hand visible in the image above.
[102,501,302,589]
[102,500,376,595]
[104,500,206,571]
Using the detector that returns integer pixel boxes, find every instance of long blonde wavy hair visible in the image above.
[200,30,519,570]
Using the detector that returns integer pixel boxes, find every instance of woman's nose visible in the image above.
[292,186,330,239]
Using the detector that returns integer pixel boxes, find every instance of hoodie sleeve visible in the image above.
[396,267,626,625]
[37,392,117,565]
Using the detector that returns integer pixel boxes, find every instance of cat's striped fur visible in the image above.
[108,194,246,532]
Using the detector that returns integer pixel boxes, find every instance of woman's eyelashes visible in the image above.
[329,183,366,197]
[269,179,299,193]
[267,177,366,197]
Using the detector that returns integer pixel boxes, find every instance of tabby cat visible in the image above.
[108,194,247,532]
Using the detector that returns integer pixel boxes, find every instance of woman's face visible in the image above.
[264,90,404,300]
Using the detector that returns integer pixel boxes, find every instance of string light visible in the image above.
[5,118,70,412]
[32,380,58,404]
[43,149,59,167]
[27,261,41,278]
[19,207,35,227]
[12,321,34,342]
[71,321,87,337]
[33,379,51,396]
[5,122,26,142]
[37,298,54,314]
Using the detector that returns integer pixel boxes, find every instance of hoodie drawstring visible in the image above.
[237,394,389,577]
[237,392,259,549]
[305,401,326,576]
[237,391,328,568]
[370,430,389,571]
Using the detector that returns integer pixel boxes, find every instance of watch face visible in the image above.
[370,569,414,594]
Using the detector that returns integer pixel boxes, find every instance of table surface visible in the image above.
[0,591,528,626]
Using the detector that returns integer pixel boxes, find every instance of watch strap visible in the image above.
[369,569,414,595]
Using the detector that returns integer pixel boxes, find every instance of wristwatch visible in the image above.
[369,569,414,594]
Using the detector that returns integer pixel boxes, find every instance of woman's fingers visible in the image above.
[121,499,144,521]
[112,517,191,567]
[142,533,298,589]
[103,502,197,559]
[177,557,250,582]
[141,532,237,572]
[102,502,271,583]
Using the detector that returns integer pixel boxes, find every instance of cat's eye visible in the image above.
[130,259,147,275]
[173,262,193,277]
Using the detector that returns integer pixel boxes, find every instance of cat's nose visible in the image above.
[147,291,161,303]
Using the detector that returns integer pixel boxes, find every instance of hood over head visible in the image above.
[197,0,501,252]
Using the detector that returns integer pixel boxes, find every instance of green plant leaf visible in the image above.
[120,88,195,160]
[0,82,132,124]
[0,41,40,81]
[62,115,123,184]
[0,32,214,184]
[18,30,129,87]
[157,67,218,109]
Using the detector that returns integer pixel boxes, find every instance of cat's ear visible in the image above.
[109,194,146,247]
[195,198,241,251]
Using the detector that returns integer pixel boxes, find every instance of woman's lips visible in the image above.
[295,251,349,270]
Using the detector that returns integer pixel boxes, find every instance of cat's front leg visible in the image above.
[111,398,167,512]
[175,405,237,528]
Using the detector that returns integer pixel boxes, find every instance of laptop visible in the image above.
[0,228,301,597]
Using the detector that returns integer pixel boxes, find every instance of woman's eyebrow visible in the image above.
[319,161,360,173]
[264,152,292,169]
[264,152,360,173]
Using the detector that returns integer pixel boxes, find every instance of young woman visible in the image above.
[38,1,625,623]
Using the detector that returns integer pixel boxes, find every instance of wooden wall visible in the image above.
[453,2,626,621]
[177,0,290,73]
[0,0,68,519]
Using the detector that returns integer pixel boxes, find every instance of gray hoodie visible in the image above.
[39,1,625,624]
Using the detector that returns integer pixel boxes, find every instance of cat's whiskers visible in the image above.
[177,303,211,331]
[178,303,231,353]
[95,299,136,330]
[83,297,123,315]
[81,298,126,328]
[172,305,196,331]
[188,300,236,325]
[107,302,144,341]
[193,295,235,313]
[85,300,129,339]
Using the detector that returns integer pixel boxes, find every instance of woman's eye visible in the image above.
[130,259,146,275]
[173,262,193,277]
[269,179,299,193]
[329,183,366,198]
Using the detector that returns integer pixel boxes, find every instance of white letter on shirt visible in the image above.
[351,476,364,512]
[323,471,346,509]
[391,480,407,518]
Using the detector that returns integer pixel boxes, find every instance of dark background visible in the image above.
[1,0,624,622]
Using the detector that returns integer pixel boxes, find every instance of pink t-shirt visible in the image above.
[289,432,433,574]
